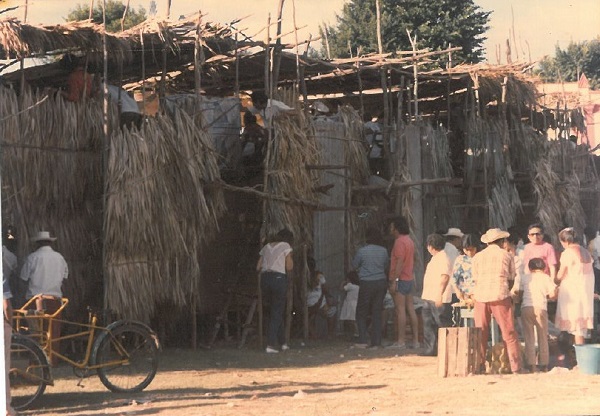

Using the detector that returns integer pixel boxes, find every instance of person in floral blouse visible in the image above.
[451,234,480,302]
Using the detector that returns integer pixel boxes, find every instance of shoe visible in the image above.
[511,368,530,375]
[281,344,290,351]
[266,346,279,353]
[410,341,421,349]
[537,365,548,373]
[386,342,407,350]
[353,343,368,349]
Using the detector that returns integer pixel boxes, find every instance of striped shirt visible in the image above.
[472,244,515,302]
[352,244,389,281]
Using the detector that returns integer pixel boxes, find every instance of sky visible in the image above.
[2,0,600,62]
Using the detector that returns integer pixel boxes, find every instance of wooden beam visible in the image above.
[352,177,463,192]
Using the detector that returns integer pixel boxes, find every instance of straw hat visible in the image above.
[480,228,509,244]
[31,231,57,242]
[444,228,464,238]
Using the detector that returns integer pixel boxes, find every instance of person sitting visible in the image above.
[306,257,336,338]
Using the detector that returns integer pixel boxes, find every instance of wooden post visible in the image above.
[101,0,110,310]
[271,0,286,89]
[120,0,131,32]
[302,245,309,340]
[140,28,146,116]
[407,30,419,118]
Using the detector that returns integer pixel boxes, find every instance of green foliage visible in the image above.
[536,39,600,89]
[322,0,490,63]
[66,0,147,33]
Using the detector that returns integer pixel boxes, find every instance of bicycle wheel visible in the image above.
[93,324,158,393]
[10,334,50,410]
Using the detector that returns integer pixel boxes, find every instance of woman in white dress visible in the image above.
[555,227,595,345]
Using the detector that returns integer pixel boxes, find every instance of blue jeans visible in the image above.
[356,279,387,346]
[261,272,288,347]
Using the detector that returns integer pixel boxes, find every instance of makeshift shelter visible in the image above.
[2,12,598,347]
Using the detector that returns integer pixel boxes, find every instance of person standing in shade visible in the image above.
[554,227,595,346]
[420,233,453,355]
[19,231,69,366]
[352,227,389,348]
[472,228,523,374]
[257,229,293,353]
[387,217,420,349]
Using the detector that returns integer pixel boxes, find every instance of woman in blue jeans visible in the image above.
[257,229,294,353]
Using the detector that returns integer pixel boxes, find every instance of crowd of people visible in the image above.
[257,219,599,377]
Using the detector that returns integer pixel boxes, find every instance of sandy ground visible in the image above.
[16,338,600,416]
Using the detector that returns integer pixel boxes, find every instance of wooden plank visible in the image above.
[437,328,448,377]
[447,328,458,376]
[457,327,468,376]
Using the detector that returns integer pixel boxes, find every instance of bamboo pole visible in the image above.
[101,0,110,310]
[302,245,308,340]
[120,0,130,32]
[407,30,419,118]
[140,28,146,116]
[258,14,273,350]
[271,0,286,90]
[18,0,28,107]
[323,23,331,60]
[88,0,94,19]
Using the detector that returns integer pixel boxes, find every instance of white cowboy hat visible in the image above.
[31,231,57,242]
[480,228,509,244]
[444,228,464,238]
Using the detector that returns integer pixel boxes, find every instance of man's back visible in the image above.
[20,246,68,299]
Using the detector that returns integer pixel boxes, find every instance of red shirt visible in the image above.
[65,68,93,102]
[390,234,415,281]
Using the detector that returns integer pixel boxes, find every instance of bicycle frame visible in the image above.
[12,295,128,371]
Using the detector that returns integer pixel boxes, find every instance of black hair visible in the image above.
[276,228,294,245]
[391,216,410,235]
[244,110,257,125]
[347,270,359,285]
[251,91,268,106]
[461,234,479,250]
[426,233,445,251]
[365,227,382,245]
[528,223,544,232]
[584,225,597,244]
[528,257,547,272]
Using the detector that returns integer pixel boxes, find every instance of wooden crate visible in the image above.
[438,327,482,377]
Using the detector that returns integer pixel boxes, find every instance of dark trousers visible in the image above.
[260,272,288,347]
[356,279,387,346]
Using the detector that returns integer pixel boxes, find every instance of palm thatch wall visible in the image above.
[104,109,224,322]
[0,87,106,316]
[0,87,226,323]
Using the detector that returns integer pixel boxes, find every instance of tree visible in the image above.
[66,0,147,33]
[537,39,600,90]
[322,0,491,63]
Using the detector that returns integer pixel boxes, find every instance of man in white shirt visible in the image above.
[20,231,68,365]
[248,91,292,129]
[420,233,452,355]
[106,84,143,130]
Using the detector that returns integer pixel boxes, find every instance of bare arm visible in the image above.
[549,264,558,283]
[437,274,450,307]
[256,256,263,272]
[554,265,566,286]
[285,253,293,273]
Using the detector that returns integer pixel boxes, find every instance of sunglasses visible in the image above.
[528,232,543,236]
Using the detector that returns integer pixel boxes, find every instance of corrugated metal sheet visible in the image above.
[312,118,347,288]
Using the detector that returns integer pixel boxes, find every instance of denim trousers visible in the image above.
[260,271,288,347]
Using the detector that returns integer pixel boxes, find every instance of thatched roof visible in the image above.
[0,16,539,117]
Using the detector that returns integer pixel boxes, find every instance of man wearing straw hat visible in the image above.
[472,228,524,374]
[20,230,68,366]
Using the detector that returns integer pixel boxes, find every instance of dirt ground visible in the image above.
[17,337,600,416]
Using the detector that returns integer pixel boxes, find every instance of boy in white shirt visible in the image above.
[520,257,558,372]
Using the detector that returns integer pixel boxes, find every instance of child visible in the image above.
[520,257,558,372]
[339,271,360,337]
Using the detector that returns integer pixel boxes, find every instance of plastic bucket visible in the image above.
[574,344,600,375]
